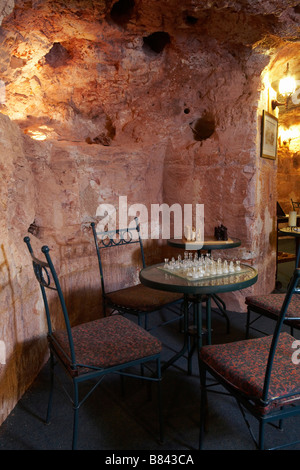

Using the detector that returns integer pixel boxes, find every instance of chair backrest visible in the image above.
[291,199,300,211]
[91,217,146,296]
[262,268,300,403]
[24,236,77,366]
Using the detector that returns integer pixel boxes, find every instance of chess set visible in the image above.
[159,252,246,281]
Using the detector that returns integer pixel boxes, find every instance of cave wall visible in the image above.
[1,0,299,425]
[268,43,300,213]
[276,104,300,214]
[0,112,48,424]
[277,146,300,212]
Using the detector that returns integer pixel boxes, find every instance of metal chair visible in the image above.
[91,217,183,330]
[24,236,163,450]
[245,291,300,338]
[199,268,300,450]
[291,199,300,212]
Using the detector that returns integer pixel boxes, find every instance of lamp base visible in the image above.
[272,99,285,110]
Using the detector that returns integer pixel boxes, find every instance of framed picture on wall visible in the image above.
[261,110,278,160]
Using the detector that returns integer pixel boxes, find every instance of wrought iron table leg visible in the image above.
[162,294,211,373]
[161,295,190,371]
[187,294,212,374]
[211,293,230,334]
[197,249,231,333]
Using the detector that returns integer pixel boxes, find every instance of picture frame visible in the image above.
[261,110,278,160]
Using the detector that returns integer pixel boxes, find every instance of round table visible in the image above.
[167,237,242,333]
[140,262,258,371]
[167,237,241,254]
[279,227,300,268]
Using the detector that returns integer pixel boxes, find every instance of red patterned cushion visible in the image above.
[199,332,300,414]
[245,294,300,327]
[106,283,182,312]
[52,315,162,376]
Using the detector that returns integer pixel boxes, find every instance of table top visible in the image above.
[279,227,300,238]
[140,262,258,295]
[167,237,241,251]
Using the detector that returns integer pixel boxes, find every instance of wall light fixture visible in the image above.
[278,125,300,151]
[272,63,296,110]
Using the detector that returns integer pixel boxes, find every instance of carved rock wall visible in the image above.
[0,112,47,424]
[0,0,299,425]
[277,147,300,211]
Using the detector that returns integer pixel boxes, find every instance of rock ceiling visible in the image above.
[0,0,300,141]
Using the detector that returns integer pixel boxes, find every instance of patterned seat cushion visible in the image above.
[199,332,300,415]
[106,283,183,312]
[52,315,162,376]
[245,294,300,327]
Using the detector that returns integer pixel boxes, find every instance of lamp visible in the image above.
[272,63,296,110]
[279,127,293,148]
[278,124,300,151]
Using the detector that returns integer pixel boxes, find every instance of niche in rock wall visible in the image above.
[183,11,199,25]
[189,112,216,141]
[143,32,170,54]
[44,42,71,68]
[110,0,135,25]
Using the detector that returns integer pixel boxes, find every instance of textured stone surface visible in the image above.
[0,0,300,427]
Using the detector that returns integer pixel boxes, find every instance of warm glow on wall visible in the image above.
[25,125,55,141]
[278,125,300,152]
[27,130,47,141]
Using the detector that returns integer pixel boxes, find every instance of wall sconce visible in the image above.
[278,125,300,150]
[279,132,292,148]
[272,63,296,110]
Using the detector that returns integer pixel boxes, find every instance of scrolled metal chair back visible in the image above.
[32,257,56,291]
[24,236,76,366]
[99,226,137,248]
[91,217,146,296]
[291,199,300,211]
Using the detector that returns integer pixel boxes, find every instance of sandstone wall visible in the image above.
[0,0,295,426]
[0,113,48,425]
[277,147,300,212]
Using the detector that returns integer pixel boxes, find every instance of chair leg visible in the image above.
[46,351,54,425]
[187,301,197,375]
[138,312,146,329]
[246,307,251,339]
[258,419,265,450]
[187,339,196,376]
[72,381,79,450]
[199,366,207,450]
[157,357,164,444]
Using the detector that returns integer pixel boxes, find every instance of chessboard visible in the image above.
[158,259,247,281]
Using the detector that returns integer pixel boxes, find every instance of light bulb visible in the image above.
[279,74,296,96]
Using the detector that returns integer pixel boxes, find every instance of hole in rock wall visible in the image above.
[28,220,40,237]
[189,112,215,141]
[143,32,170,54]
[85,116,116,145]
[44,42,71,68]
[294,4,300,13]
[110,0,135,25]
[183,13,198,25]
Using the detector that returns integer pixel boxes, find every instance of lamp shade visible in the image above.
[279,74,296,96]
